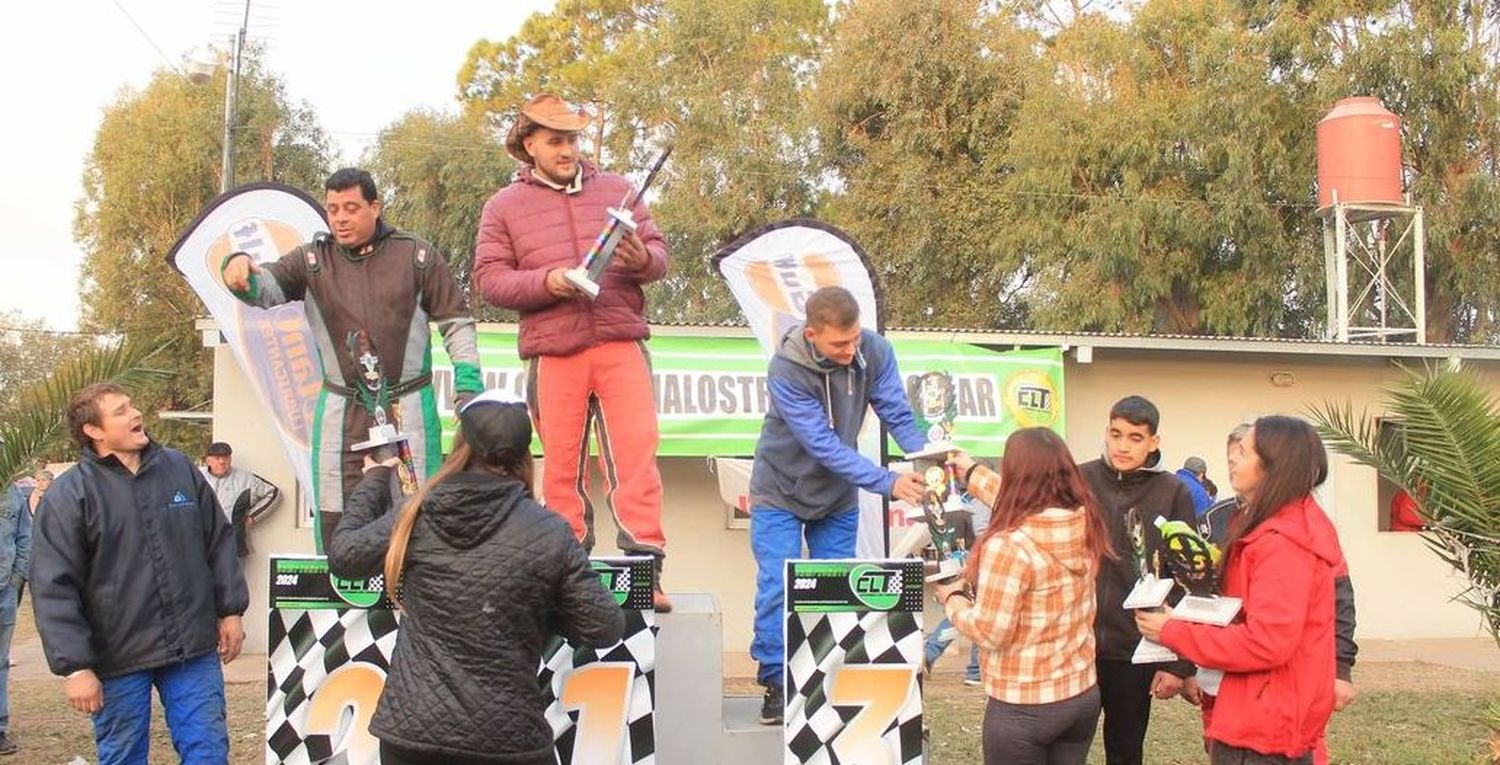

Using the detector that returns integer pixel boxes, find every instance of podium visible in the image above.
[264,555,658,764]
[783,559,926,764]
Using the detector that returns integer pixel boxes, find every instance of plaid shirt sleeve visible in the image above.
[945,535,1032,651]
[965,464,1001,509]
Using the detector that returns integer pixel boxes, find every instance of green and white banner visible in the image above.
[431,330,1063,457]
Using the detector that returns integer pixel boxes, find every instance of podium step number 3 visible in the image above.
[783,559,926,765]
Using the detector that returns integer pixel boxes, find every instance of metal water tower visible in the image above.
[1317,96,1426,343]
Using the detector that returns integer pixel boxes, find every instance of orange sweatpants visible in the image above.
[527,340,666,557]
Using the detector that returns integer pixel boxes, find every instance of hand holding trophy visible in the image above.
[1155,518,1241,626]
[1121,508,1179,663]
[564,145,674,299]
[346,330,420,496]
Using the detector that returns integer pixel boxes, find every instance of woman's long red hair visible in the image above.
[965,427,1114,585]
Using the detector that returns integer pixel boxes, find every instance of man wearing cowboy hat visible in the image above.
[474,94,673,611]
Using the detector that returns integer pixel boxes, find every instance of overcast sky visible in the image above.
[0,0,555,331]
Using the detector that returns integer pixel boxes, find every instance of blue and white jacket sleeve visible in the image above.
[869,349,927,453]
[769,377,897,497]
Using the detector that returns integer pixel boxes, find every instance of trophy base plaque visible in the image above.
[350,423,407,453]
[1122,574,1175,610]
[1131,638,1178,664]
[923,557,965,584]
[564,267,602,299]
[905,441,958,463]
[1172,595,1242,626]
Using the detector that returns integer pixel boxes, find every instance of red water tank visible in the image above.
[1316,97,1404,209]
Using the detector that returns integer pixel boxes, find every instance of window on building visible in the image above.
[1375,418,1423,533]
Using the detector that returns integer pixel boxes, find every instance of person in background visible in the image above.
[0,473,32,755]
[200,442,281,557]
[1176,456,1215,517]
[16,469,48,607]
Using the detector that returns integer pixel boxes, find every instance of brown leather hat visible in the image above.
[504,94,592,165]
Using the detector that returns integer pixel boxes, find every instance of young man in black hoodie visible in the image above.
[1079,395,1198,765]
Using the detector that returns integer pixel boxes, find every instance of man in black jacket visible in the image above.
[31,383,248,764]
[1080,395,1198,765]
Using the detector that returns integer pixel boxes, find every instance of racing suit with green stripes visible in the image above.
[226,222,482,551]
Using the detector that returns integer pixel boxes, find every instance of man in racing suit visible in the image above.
[222,168,482,551]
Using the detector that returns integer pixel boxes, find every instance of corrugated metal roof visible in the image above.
[195,317,1500,360]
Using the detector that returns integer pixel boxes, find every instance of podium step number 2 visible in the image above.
[265,555,657,765]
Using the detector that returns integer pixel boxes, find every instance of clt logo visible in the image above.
[1014,384,1052,412]
[591,562,631,607]
[848,564,901,611]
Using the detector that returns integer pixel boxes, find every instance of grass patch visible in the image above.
[925,673,1498,764]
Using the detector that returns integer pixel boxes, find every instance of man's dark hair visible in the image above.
[1108,395,1160,435]
[68,382,127,451]
[326,168,378,203]
[805,286,860,329]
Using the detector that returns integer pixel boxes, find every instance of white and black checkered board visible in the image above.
[266,607,400,764]
[784,610,924,764]
[266,607,657,764]
[540,609,658,764]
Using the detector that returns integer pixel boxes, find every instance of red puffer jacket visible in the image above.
[474,161,669,359]
[1159,494,1342,759]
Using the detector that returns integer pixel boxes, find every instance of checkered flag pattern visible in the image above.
[265,607,400,764]
[784,610,924,764]
[541,609,658,764]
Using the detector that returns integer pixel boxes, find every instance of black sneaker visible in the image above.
[760,683,784,725]
[0,734,17,755]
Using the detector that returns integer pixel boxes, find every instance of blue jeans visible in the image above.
[94,651,228,765]
[0,583,15,736]
[750,505,859,686]
[923,617,980,680]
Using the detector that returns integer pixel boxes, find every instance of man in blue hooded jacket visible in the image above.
[747,286,927,725]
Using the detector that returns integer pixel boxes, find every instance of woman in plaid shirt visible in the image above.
[935,428,1114,765]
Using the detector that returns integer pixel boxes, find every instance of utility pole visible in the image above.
[220,0,250,193]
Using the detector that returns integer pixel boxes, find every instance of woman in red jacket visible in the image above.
[1137,416,1340,764]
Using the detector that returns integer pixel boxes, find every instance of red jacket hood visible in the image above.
[1238,494,1342,569]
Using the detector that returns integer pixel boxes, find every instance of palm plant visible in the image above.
[0,341,172,483]
[1310,364,1500,639]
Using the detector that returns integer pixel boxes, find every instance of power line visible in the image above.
[0,325,113,338]
[109,0,184,77]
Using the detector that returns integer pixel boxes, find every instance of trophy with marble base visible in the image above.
[345,331,419,496]
[1157,518,1241,626]
[1122,508,1179,663]
[565,145,673,300]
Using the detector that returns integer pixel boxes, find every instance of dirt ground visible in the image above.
[6,595,1497,763]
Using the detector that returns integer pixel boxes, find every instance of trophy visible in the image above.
[904,371,959,462]
[918,463,969,583]
[1156,518,1240,626]
[895,369,971,585]
[345,331,419,495]
[1121,507,1179,664]
[564,145,674,299]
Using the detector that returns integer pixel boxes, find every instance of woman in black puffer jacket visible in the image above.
[329,390,624,765]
